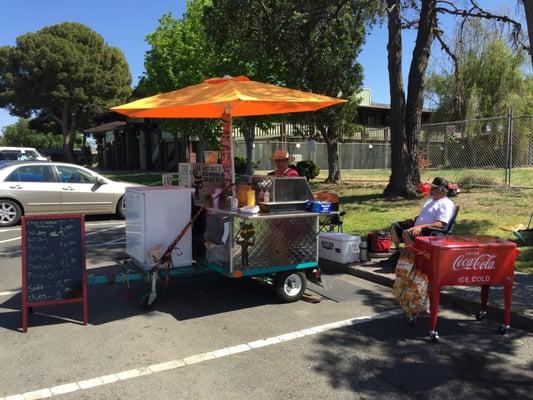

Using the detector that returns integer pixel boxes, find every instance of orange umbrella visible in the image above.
[111,75,346,118]
[112,75,346,192]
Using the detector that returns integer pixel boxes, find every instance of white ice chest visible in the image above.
[319,232,361,264]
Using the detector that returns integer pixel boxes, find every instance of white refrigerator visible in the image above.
[125,187,195,271]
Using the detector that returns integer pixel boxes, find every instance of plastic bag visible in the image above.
[393,250,429,316]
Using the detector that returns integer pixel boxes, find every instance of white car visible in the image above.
[0,147,48,161]
[0,161,138,226]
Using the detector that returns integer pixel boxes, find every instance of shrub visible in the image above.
[457,175,499,189]
[234,156,260,175]
[296,160,320,180]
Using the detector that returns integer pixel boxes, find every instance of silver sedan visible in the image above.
[0,161,138,226]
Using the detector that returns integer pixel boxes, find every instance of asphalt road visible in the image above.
[0,217,532,400]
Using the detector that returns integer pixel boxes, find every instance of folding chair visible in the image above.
[426,206,460,237]
[314,191,345,232]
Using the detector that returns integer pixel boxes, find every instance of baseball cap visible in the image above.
[431,176,449,189]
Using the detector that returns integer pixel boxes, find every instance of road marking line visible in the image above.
[0,228,21,234]
[86,225,125,236]
[0,290,20,297]
[148,360,185,373]
[0,237,20,244]
[49,383,80,396]
[1,309,401,399]
[21,388,52,399]
[0,251,21,256]
[86,222,125,227]
[87,241,125,248]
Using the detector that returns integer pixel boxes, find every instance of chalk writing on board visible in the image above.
[24,218,84,303]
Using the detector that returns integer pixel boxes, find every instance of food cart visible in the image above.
[106,76,346,309]
[112,168,322,309]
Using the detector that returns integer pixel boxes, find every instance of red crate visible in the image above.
[411,235,519,341]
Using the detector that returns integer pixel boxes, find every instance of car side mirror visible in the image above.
[95,176,106,185]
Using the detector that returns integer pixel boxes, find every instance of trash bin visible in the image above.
[411,235,519,342]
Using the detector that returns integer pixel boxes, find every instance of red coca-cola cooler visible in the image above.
[411,235,519,342]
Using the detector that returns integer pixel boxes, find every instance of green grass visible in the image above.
[316,167,533,187]
[104,172,169,186]
[106,171,533,273]
[312,181,533,273]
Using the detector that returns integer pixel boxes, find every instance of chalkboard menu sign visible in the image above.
[21,214,88,332]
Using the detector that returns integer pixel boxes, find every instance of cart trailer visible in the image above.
[200,207,320,302]
[117,172,322,309]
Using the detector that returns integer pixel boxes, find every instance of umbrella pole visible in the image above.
[222,111,236,197]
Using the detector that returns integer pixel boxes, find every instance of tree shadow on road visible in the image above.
[0,265,279,332]
[308,313,533,399]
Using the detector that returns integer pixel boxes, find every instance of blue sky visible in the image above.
[0,1,527,131]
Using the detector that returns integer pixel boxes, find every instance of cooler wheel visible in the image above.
[475,310,487,321]
[498,324,509,335]
[429,331,439,343]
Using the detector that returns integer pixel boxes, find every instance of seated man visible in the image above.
[391,177,456,248]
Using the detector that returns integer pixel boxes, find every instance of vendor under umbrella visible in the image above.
[268,149,299,177]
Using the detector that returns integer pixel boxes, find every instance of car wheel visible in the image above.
[116,196,126,219]
[0,199,22,227]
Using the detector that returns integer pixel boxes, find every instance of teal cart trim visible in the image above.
[202,261,318,278]
[87,265,212,285]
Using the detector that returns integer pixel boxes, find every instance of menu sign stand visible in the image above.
[21,214,88,332]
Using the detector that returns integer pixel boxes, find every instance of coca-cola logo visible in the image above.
[451,253,497,271]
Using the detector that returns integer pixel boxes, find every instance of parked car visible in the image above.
[0,161,138,226]
[0,147,48,161]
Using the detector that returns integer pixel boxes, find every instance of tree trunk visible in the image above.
[61,103,75,163]
[384,0,409,197]
[385,0,436,198]
[323,123,341,183]
[524,0,533,67]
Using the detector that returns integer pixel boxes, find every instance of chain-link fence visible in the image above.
[234,114,533,188]
[234,141,392,171]
[417,114,533,188]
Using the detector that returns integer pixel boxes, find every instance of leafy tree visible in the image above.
[0,118,63,148]
[204,0,379,182]
[141,2,223,158]
[383,0,527,198]
[0,22,131,162]
[426,19,531,120]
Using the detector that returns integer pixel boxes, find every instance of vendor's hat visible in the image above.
[431,176,449,190]
[272,149,295,163]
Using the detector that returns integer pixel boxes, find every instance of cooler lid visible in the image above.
[415,235,516,249]
[319,232,361,243]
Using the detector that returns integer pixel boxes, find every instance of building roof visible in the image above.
[358,102,433,113]
[84,121,126,133]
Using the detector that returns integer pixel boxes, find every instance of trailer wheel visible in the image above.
[140,293,157,311]
[475,310,487,321]
[273,271,306,303]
